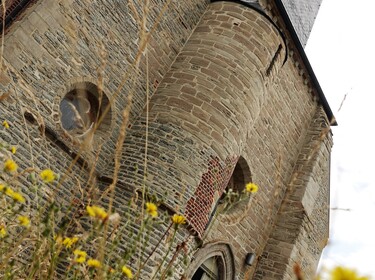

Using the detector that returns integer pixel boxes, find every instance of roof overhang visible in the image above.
[274,0,336,125]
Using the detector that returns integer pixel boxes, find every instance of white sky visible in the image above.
[305,0,375,278]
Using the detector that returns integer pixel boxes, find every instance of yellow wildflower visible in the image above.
[72,236,79,243]
[11,192,25,203]
[86,206,96,217]
[122,266,133,279]
[245,183,258,193]
[18,216,30,227]
[10,146,17,155]
[55,235,63,245]
[86,205,108,220]
[10,146,16,154]
[2,120,9,129]
[0,225,6,238]
[87,259,101,268]
[73,249,87,263]
[2,186,24,203]
[108,267,115,274]
[172,214,186,225]
[3,159,17,173]
[5,187,14,197]
[62,236,79,249]
[146,202,158,218]
[330,266,369,280]
[40,169,56,183]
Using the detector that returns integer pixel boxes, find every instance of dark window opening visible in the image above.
[226,161,245,193]
[192,256,224,280]
[220,156,252,203]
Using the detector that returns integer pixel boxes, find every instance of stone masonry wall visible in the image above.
[119,1,287,238]
[0,0,332,279]
[114,1,331,278]
[1,0,208,176]
[0,0,208,277]
[200,60,325,279]
[253,107,332,280]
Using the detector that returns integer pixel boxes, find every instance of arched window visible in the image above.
[219,156,252,206]
[187,243,235,280]
[212,156,256,226]
[226,156,251,194]
[192,255,225,280]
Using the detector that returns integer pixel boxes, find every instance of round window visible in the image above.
[60,82,111,137]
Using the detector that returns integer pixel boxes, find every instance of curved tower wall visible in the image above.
[120,1,286,236]
[0,0,332,279]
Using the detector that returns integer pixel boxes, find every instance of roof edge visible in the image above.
[274,0,337,126]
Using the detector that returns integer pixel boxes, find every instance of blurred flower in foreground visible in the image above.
[18,216,30,227]
[2,120,9,129]
[4,159,17,173]
[11,192,25,203]
[0,225,6,238]
[122,265,133,279]
[87,259,101,268]
[40,169,56,183]
[86,205,108,220]
[330,266,370,280]
[146,202,158,218]
[172,214,186,225]
[73,249,87,263]
[245,182,258,193]
[62,236,79,249]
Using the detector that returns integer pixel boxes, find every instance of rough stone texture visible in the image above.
[119,2,288,238]
[0,0,332,279]
[1,0,208,175]
[281,0,323,46]
[253,107,332,280]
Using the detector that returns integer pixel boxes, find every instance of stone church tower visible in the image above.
[0,0,333,279]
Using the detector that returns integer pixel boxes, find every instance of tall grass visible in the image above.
[0,1,369,279]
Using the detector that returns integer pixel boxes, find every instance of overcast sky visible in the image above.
[305,0,375,278]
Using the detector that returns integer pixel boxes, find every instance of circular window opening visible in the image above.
[60,82,111,137]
